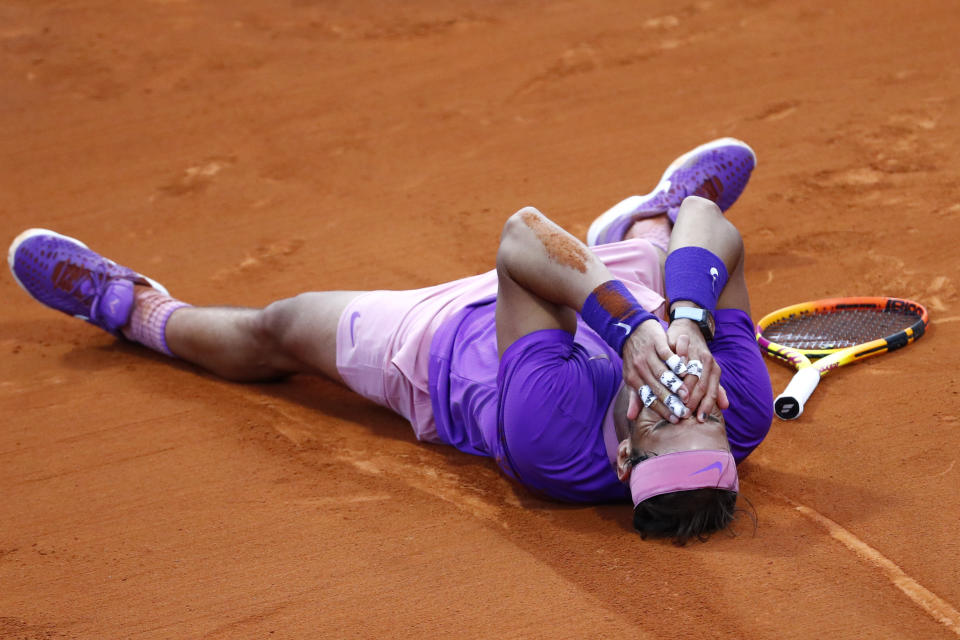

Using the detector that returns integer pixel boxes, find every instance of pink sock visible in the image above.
[121,288,191,357]
[623,215,673,252]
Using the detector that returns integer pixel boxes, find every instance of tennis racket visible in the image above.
[755,297,929,420]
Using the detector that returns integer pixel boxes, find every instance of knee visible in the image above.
[500,206,542,243]
[675,195,723,222]
[675,196,743,258]
[497,206,543,269]
[246,298,309,376]
[257,296,304,352]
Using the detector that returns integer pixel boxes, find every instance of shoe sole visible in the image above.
[586,137,757,246]
[8,228,169,309]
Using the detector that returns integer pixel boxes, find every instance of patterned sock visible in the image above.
[121,288,191,357]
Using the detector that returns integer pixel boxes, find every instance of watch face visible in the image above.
[671,307,714,340]
[673,307,705,321]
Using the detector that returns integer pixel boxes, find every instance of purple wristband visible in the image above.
[581,280,657,354]
[665,246,728,313]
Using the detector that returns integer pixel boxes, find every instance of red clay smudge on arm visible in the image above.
[594,281,643,321]
[519,209,589,273]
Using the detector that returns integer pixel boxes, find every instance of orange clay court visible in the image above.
[2,1,960,638]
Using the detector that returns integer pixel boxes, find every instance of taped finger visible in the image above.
[659,370,683,394]
[664,394,687,418]
[684,359,704,378]
[665,354,687,376]
[638,385,656,408]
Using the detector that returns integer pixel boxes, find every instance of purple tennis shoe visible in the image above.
[8,229,167,334]
[587,137,756,246]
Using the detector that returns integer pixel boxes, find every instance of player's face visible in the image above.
[630,405,728,457]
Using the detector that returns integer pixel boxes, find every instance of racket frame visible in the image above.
[755,297,929,420]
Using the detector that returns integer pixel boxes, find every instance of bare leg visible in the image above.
[141,288,365,383]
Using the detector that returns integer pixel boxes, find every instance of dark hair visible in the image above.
[632,488,739,545]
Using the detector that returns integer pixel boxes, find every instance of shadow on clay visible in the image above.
[59,337,425,447]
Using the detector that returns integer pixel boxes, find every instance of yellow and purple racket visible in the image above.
[755,297,929,420]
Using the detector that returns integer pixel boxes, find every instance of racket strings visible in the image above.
[761,309,919,350]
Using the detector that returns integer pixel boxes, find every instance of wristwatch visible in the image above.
[669,306,715,341]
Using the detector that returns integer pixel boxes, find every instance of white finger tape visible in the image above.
[684,360,703,378]
[639,385,656,407]
[664,394,687,418]
[659,370,683,394]
[665,354,687,376]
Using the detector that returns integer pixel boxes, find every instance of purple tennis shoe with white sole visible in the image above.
[587,137,756,246]
[8,229,167,334]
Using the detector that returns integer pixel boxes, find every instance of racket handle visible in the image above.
[774,367,821,420]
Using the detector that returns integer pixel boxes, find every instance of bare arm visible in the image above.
[495,207,608,353]
[495,206,683,422]
[665,196,751,419]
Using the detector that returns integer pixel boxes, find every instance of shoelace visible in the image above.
[53,259,112,320]
[692,175,723,201]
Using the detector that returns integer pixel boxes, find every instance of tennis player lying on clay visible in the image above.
[8,138,773,544]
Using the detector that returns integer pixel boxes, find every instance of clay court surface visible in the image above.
[3,1,960,638]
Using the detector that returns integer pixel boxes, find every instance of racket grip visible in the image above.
[774,367,821,420]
